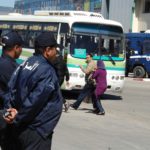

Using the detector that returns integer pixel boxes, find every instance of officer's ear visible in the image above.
[14,45,21,50]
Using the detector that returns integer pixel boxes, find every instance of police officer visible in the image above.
[4,32,63,150]
[0,31,23,150]
[0,31,23,108]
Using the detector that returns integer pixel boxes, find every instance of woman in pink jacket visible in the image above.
[92,60,107,115]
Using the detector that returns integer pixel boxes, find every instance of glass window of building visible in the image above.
[144,0,150,13]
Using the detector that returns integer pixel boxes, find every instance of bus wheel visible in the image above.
[133,66,146,78]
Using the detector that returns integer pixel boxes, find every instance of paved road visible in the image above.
[53,78,150,150]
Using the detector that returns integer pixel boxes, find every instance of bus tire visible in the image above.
[133,66,146,78]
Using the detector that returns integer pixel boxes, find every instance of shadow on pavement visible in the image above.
[62,90,80,100]
[101,94,122,101]
[62,90,122,101]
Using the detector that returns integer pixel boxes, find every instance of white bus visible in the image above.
[0,11,125,92]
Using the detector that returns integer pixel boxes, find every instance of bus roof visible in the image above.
[0,11,123,28]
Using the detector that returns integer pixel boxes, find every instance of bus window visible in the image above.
[109,39,118,57]
[1,30,10,36]
[26,31,42,48]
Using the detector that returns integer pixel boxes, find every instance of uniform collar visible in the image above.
[1,53,16,63]
[35,54,53,66]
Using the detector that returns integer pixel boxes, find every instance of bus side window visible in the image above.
[26,31,42,48]
[28,35,34,48]
[1,30,10,36]
[14,30,28,47]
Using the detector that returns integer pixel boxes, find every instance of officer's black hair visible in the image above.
[34,47,44,55]
[34,45,56,55]
[2,45,18,52]
[2,42,22,51]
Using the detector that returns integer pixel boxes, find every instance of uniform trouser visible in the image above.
[16,128,53,150]
[73,83,95,109]
[1,127,52,150]
[1,125,19,150]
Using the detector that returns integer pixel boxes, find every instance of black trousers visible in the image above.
[1,125,52,150]
[17,128,53,150]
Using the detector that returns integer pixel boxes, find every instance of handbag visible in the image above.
[87,72,96,86]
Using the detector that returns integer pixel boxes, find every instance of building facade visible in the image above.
[14,0,102,14]
[0,6,14,14]
[106,0,150,32]
[14,0,150,33]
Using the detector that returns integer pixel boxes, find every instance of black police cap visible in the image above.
[1,31,23,47]
[35,32,60,48]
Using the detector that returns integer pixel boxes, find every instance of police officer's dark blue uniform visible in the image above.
[0,54,18,107]
[0,31,23,150]
[4,32,63,150]
[0,32,23,108]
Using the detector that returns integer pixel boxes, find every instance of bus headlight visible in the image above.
[120,76,124,80]
[112,76,115,80]
[115,76,119,80]
[79,74,84,78]
[111,75,124,80]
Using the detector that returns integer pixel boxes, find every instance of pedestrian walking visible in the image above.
[52,53,70,112]
[91,60,107,115]
[3,32,63,150]
[0,31,23,150]
[70,53,96,109]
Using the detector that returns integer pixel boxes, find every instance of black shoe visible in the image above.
[96,111,105,115]
[70,104,77,110]
[92,109,99,114]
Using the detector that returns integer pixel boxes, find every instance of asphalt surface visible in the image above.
[52,78,150,150]
[0,78,149,150]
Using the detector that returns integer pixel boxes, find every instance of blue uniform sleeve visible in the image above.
[13,72,56,126]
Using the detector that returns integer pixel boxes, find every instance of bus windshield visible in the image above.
[70,23,124,61]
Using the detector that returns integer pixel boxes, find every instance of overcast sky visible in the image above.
[0,0,15,7]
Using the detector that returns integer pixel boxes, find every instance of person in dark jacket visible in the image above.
[0,31,23,108]
[0,31,23,150]
[92,60,107,115]
[52,52,70,112]
[3,32,63,150]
